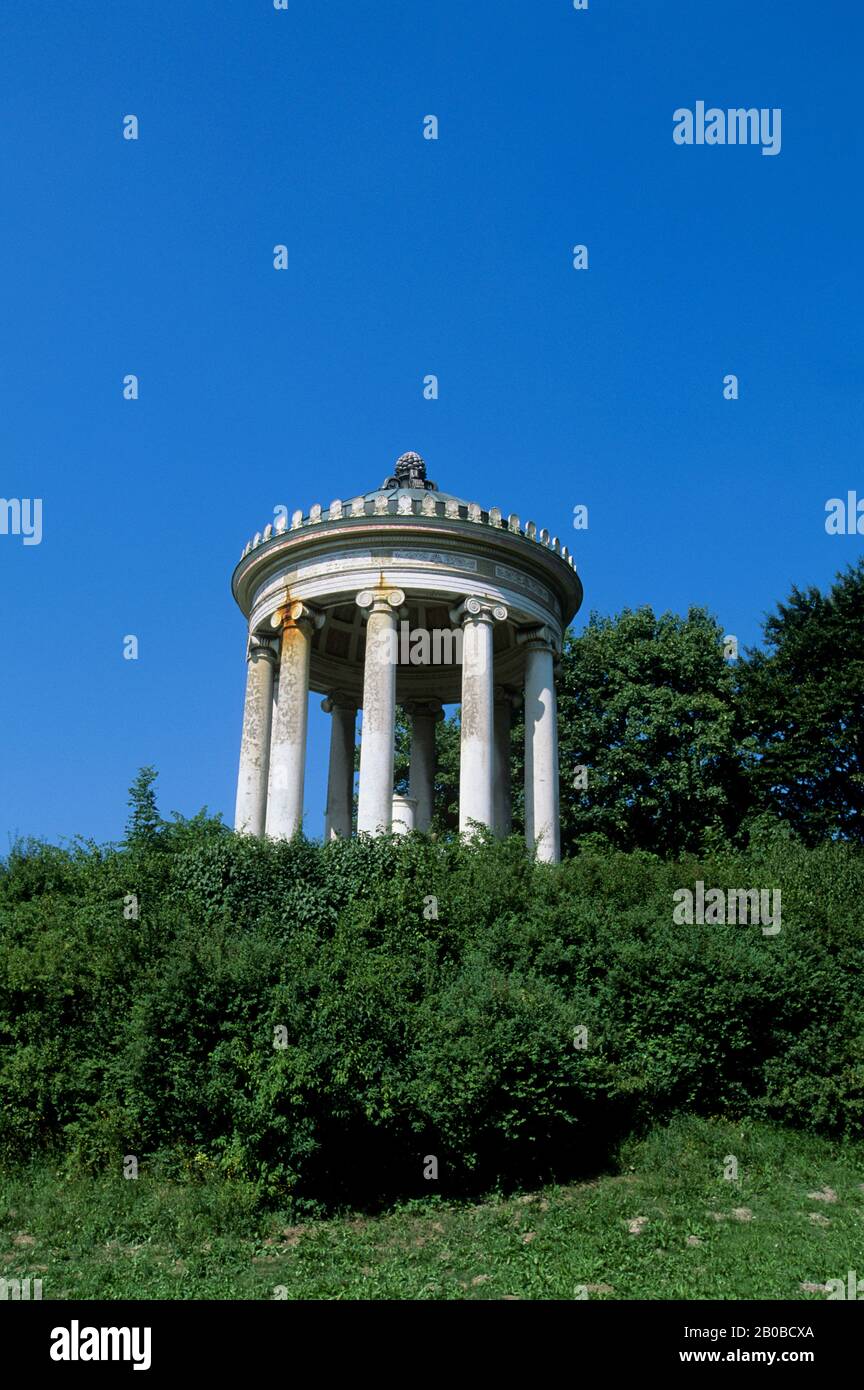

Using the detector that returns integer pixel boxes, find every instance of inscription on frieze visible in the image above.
[391,549,478,571]
[494,564,550,601]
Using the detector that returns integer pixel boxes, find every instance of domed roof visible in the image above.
[234,449,580,609]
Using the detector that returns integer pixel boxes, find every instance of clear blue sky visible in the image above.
[1,0,861,848]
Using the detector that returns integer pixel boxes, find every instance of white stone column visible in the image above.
[356,585,405,835]
[234,636,277,836]
[520,626,560,863]
[322,693,357,840]
[493,687,517,837]
[450,598,507,836]
[271,672,280,741]
[405,699,442,833]
[265,600,323,839]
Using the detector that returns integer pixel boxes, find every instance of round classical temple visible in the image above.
[231,452,583,862]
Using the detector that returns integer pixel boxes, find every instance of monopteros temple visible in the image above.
[231,453,583,862]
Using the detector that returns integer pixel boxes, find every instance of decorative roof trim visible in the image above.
[239,496,576,568]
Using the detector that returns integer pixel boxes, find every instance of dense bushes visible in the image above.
[1,826,862,1209]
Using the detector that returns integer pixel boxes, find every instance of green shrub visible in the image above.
[1,826,862,1209]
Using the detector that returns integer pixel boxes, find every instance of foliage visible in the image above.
[740,559,864,845]
[124,766,162,847]
[2,818,862,1210]
[556,607,750,857]
[3,1115,862,1299]
[550,564,864,855]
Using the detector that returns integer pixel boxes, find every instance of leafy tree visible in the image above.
[555,607,750,856]
[124,766,162,847]
[740,560,864,845]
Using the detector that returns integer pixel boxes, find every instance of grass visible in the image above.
[2,1116,862,1300]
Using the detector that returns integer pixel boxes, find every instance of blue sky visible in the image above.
[1,0,861,847]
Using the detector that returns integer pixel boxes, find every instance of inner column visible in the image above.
[322,693,357,840]
[493,687,515,837]
[405,699,442,833]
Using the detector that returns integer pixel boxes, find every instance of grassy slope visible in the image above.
[2,1117,862,1300]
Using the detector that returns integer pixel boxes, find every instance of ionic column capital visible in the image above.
[517,623,560,654]
[449,597,508,627]
[246,634,279,663]
[270,598,325,633]
[321,690,359,714]
[403,698,444,722]
[356,585,406,617]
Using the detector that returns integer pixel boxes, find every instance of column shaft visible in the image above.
[234,643,276,836]
[357,591,402,834]
[459,616,495,833]
[324,698,356,840]
[524,641,560,862]
[493,693,513,837]
[265,615,313,839]
[407,703,439,832]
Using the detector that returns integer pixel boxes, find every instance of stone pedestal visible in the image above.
[391,794,418,835]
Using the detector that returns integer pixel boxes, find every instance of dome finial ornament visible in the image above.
[381,451,437,491]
